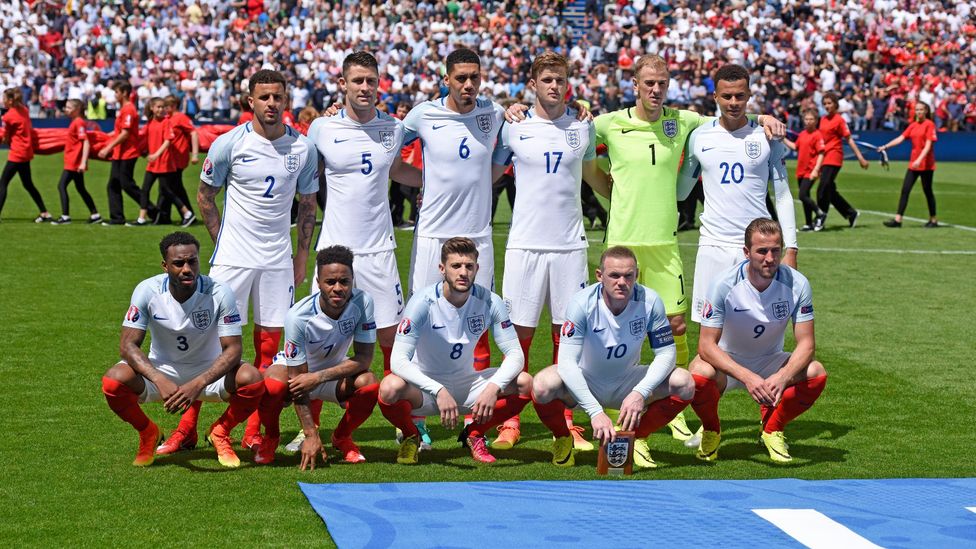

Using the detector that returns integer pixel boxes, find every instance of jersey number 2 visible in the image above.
[263,176,275,198]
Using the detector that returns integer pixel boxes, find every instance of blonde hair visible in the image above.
[633,54,668,78]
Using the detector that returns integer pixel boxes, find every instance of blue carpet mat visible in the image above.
[300,478,976,548]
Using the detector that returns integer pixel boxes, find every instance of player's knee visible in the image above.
[670,368,696,401]
[689,355,714,377]
[104,362,135,383]
[264,362,288,382]
[668,315,686,336]
[355,370,379,388]
[236,362,263,386]
[515,371,533,396]
[531,366,560,402]
[808,360,827,379]
[379,374,407,402]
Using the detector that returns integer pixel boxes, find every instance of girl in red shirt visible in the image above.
[785,110,827,230]
[0,88,52,222]
[879,102,939,228]
[135,98,193,226]
[52,99,101,224]
[815,92,870,230]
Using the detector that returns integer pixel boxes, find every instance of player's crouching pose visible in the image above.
[101,232,265,468]
[255,246,379,469]
[379,238,532,464]
[532,246,695,468]
[690,218,827,463]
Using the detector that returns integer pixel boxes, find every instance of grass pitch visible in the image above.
[1,152,974,546]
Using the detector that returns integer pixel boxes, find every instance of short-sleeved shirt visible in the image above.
[700,262,814,359]
[166,111,196,170]
[495,108,596,251]
[114,102,141,160]
[282,289,376,373]
[63,117,89,171]
[402,98,506,239]
[559,283,674,379]
[201,123,319,269]
[394,283,517,391]
[594,106,707,245]
[818,113,850,167]
[122,274,242,366]
[145,118,176,173]
[307,109,405,254]
[902,119,937,171]
[2,106,34,162]
[794,128,826,180]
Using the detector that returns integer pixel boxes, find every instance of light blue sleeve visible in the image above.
[491,121,513,166]
[296,135,320,195]
[769,140,798,248]
[676,128,701,201]
[283,299,309,367]
[200,129,236,188]
[701,269,735,329]
[556,290,604,418]
[792,270,815,324]
[353,291,377,344]
[487,292,523,391]
[584,122,597,161]
[122,279,154,331]
[390,291,445,396]
[401,102,426,145]
[213,280,243,338]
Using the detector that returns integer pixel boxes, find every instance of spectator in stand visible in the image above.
[879,102,940,229]
[0,87,52,223]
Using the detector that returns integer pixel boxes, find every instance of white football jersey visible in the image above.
[201,123,319,269]
[496,108,596,251]
[282,289,376,372]
[393,282,517,394]
[308,110,404,254]
[700,261,814,358]
[122,274,242,367]
[402,98,505,239]
[679,119,796,248]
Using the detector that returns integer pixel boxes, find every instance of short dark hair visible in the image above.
[744,218,783,248]
[441,237,478,263]
[343,51,379,77]
[248,69,288,94]
[599,246,638,270]
[159,232,200,259]
[822,91,839,105]
[316,245,354,272]
[446,48,481,75]
[113,80,132,95]
[714,64,749,85]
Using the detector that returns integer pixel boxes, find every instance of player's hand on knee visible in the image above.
[436,388,459,430]
[470,387,499,425]
[299,434,326,471]
[164,379,204,414]
[745,374,774,406]
[591,412,616,446]
[763,374,788,407]
[617,392,645,432]
[289,373,319,401]
[504,103,529,123]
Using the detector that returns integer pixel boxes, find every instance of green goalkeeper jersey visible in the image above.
[594,106,708,245]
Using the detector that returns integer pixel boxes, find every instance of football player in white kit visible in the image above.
[491,52,597,451]
[378,238,532,465]
[179,69,318,456]
[689,218,827,463]
[254,246,380,468]
[677,63,798,327]
[101,232,266,468]
[531,246,695,468]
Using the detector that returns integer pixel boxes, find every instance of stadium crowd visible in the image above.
[3,0,976,131]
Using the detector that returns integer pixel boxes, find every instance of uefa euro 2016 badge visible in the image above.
[565,129,581,149]
[192,309,212,330]
[339,318,355,335]
[773,301,790,320]
[285,153,300,173]
[477,113,493,135]
[380,131,396,151]
[467,314,485,336]
[663,119,678,139]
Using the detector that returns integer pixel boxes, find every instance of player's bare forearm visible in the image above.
[316,346,373,385]
[288,364,319,435]
[699,327,754,384]
[197,182,222,242]
[391,157,422,188]
[783,248,798,269]
[195,336,244,387]
[295,193,317,254]
[781,321,816,382]
[119,327,165,384]
[582,160,611,198]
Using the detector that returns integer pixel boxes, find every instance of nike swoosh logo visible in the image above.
[309,339,326,345]
[593,327,605,333]
[152,314,168,320]
[432,124,447,130]
[241,156,257,163]
[432,324,446,330]
[702,147,716,152]
[677,298,686,305]
[621,129,637,134]
[733,307,750,312]
[519,135,533,140]
[555,447,573,465]
[334,138,349,143]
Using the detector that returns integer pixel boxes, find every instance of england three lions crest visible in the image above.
[772,301,790,320]
[663,119,678,138]
[467,314,485,336]
[339,318,355,335]
[565,129,581,149]
[745,140,762,159]
[192,310,212,330]
[284,154,300,173]
[379,131,396,151]
[476,114,493,134]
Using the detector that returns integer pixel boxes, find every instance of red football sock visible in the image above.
[473,332,491,371]
[253,329,282,370]
[636,395,691,438]
[518,336,533,372]
[243,409,262,440]
[764,375,827,433]
[564,407,575,423]
[551,330,560,365]
[468,396,530,438]
[379,397,419,438]
[334,383,379,440]
[311,399,323,427]
[258,377,288,439]
[381,345,393,376]
[214,380,265,431]
[175,400,202,434]
[102,377,150,431]
[533,398,571,437]
[691,374,722,433]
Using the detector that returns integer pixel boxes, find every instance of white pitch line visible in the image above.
[753,509,884,549]
[677,243,976,255]
[967,507,976,514]
[856,208,976,232]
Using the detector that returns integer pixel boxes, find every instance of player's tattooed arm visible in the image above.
[293,192,317,287]
[119,327,182,411]
[169,335,243,414]
[197,182,222,243]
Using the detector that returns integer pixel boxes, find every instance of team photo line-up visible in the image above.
[100,48,832,471]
